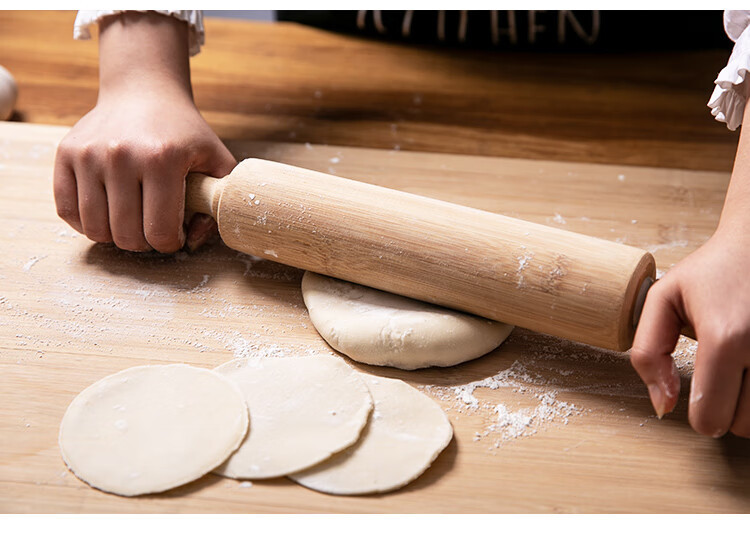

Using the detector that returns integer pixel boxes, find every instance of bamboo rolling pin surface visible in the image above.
[187,160,655,351]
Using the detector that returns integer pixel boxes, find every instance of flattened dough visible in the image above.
[214,355,373,479]
[290,373,453,495]
[59,364,248,497]
[302,271,514,369]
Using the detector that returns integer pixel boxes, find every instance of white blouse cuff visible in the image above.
[709,23,750,131]
[74,10,204,56]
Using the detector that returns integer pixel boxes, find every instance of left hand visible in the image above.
[631,228,750,438]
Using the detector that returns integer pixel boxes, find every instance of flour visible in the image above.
[22,255,46,272]
[188,275,210,293]
[201,328,323,359]
[3,243,314,361]
[421,359,583,447]
[672,336,697,372]
[647,240,689,253]
[550,213,566,225]
[516,251,533,289]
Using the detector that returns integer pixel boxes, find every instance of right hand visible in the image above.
[54,89,235,253]
[53,10,236,253]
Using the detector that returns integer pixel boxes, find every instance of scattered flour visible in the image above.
[516,251,533,289]
[421,360,583,448]
[2,244,315,359]
[646,240,689,254]
[550,213,566,225]
[22,255,47,272]
[201,328,306,359]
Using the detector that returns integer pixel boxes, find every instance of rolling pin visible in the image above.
[186,159,656,351]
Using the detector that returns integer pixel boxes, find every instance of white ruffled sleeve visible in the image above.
[708,10,750,130]
[74,10,205,56]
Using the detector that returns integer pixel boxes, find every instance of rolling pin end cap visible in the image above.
[632,276,654,330]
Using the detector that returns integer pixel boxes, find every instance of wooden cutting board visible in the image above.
[2,121,748,513]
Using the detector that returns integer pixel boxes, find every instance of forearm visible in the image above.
[718,93,750,233]
[98,11,193,102]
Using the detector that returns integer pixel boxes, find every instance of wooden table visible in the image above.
[2,11,750,513]
[0,10,740,171]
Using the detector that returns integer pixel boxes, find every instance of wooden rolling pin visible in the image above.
[186,159,655,351]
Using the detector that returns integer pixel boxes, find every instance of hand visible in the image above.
[53,11,235,253]
[54,91,234,252]
[631,229,750,438]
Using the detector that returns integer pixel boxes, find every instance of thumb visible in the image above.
[630,277,684,418]
[185,213,218,252]
[193,137,237,179]
[184,139,236,251]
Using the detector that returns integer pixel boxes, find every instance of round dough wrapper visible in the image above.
[213,355,373,479]
[59,364,249,497]
[290,373,453,495]
[301,271,514,369]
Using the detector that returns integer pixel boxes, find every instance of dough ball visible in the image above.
[214,355,373,479]
[59,364,249,496]
[301,271,514,369]
[290,373,453,495]
[0,65,18,121]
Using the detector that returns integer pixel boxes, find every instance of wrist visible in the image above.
[98,11,193,102]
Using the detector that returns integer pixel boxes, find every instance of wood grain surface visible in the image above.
[2,122,750,513]
[0,10,740,172]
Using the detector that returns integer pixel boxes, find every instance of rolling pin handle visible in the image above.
[185,172,223,218]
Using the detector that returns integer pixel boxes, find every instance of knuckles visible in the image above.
[628,346,654,370]
[61,138,188,172]
[701,322,750,354]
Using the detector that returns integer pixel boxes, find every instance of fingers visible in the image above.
[53,147,83,233]
[54,121,233,254]
[630,278,683,418]
[74,156,112,244]
[142,153,186,253]
[690,332,745,437]
[104,148,151,252]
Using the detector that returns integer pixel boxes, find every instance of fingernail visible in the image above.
[647,383,666,419]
